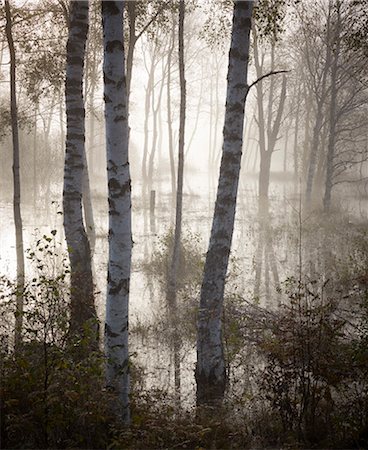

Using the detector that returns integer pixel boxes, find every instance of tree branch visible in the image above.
[135,2,171,42]
[248,70,290,92]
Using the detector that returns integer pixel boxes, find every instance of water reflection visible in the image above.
[1,172,365,402]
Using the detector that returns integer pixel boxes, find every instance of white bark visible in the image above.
[63,0,96,338]
[102,0,131,424]
[196,0,253,407]
[5,0,25,349]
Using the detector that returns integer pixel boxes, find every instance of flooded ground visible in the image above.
[1,168,367,404]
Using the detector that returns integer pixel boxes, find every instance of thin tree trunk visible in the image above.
[259,150,272,200]
[283,125,289,173]
[213,57,221,167]
[147,76,156,196]
[167,24,176,205]
[305,100,325,203]
[33,102,38,213]
[258,75,287,203]
[59,95,65,162]
[148,56,167,195]
[253,28,287,203]
[126,1,136,103]
[167,0,186,404]
[324,1,341,212]
[142,53,155,195]
[157,58,165,172]
[185,65,204,157]
[5,0,25,349]
[83,27,97,252]
[82,150,96,255]
[301,83,312,179]
[63,0,96,339]
[254,229,264,300]
[305,8,332,204]
[315,117,329,190]
[293,83,301,187]
[102,0,132,424]
[196,0,253,407]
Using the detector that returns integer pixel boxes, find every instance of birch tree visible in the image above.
[4,0,25,348]
[196,0,254,407]
[102,0,131,424]
[63,0,96,338]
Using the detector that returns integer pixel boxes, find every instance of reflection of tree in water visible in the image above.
[253,201,281,307]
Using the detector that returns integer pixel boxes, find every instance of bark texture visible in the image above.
[102,0,132,424]
[196,0,253,407]
[63,0,96,338]
[5,0,25,349]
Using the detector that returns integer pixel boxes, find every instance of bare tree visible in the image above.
[252,27,287,203]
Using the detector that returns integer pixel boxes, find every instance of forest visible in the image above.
[0,0,368,448]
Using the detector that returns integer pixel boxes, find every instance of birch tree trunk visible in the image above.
[5,0,25,349]
[196,0,253,407]
[102,0,132,424]
[63,0,96,338]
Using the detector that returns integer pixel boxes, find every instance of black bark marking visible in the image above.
[106,40,124,53]
[102,2,120,16]
[105,323,119,338]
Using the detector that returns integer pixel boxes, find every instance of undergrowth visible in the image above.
[1,220,368,449]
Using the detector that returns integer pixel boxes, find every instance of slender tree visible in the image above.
[4,0,25,348]
[196,0,254,407]
[167,20,176,203]
[63,0,97,338]
[102,0,132,424]
[323,0,341,211]
[126,0,171,103]
[253,28,287,203]
[304,5,332,203]
[166,0,186,403]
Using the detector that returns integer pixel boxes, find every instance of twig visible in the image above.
[248,70,290,93]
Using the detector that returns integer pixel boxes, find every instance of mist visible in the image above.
[1,0,368,448]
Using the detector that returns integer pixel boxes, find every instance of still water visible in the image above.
[1,170,364,403]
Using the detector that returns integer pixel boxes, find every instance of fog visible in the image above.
[1,0,368,448]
